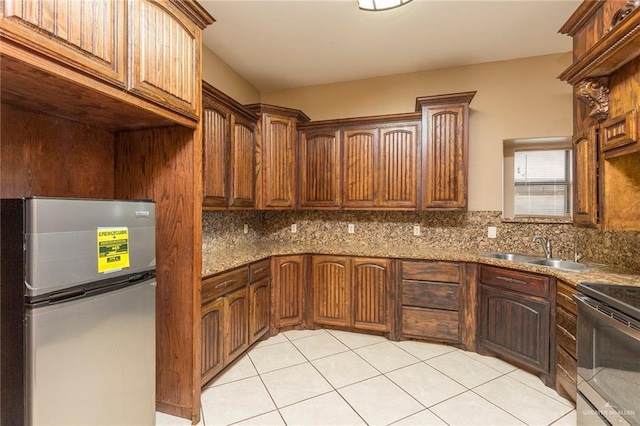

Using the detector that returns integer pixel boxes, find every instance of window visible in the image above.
[514,149,572,217]
[503,137,572,219]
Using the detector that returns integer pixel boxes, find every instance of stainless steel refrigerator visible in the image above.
[1,197,156,425]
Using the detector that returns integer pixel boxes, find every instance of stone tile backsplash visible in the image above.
[202,210,640,272]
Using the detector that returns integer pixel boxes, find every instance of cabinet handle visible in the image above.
[496,276,528,286]
[253,267,267,274]
[215,280,235,289]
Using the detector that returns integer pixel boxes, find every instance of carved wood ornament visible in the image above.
[576,78,610,122]
[607,0,640,33]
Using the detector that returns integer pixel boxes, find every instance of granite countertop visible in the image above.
[202,242,640,288]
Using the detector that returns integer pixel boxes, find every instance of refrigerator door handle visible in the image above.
[48,288,87,304]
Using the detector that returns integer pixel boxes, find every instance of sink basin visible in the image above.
[484,253,545,263]
[526,258,594,272]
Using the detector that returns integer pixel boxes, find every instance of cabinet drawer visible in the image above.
[402,280,459,310]
[556,306,577,356]
[556,345,577,382]
[402,261,460,283]
[556,281,577,315]
[203,267,248,304]
[401,307,459,342]
[480,265,549,298]
[250,260,271,283]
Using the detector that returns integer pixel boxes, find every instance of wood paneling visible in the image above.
[263,115,296,208]
[229,117,256,207]
[129,0,199,118]
[249,278,270,344]
[114,125,201,421]
[402,307,459,342]
[379,126,418,208]
[0,103,115,199]
[402,281,459,311]
[401,261,460,282]
[343,129,376,208]
[312,256,350,327]
[299,130,341,208]
[352,258,391,332]
[272,256,305,329]
[1,0,125,86]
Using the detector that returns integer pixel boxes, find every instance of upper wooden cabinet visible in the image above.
[202,83,258,209]
[343,128,377,208]
[299,128,342,209]
[246,104,310,209]
[416,91,476,210]
[1,0,212,123]
[128,0,203,119]
[560,0,640,229]
[1,0,126,87]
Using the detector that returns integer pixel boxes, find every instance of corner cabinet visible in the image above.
[416,91,476,210]
[478,265,555,386]
[310,255,393,336]
[246,104,310,209]
[271,255,307,330]
[202,83,258,209]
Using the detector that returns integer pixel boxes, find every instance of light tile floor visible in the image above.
[156,329,577,426]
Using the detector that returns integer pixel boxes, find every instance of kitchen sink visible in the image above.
[483,253,545,263]
[526,258,595,272]
[483,253,597,272]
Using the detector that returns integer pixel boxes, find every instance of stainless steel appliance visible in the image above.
[575,283,640,426]
[1,197,156,425]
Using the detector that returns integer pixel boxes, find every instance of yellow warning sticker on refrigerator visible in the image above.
[97,227,130,273]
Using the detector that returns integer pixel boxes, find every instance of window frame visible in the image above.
[503,137,573,220]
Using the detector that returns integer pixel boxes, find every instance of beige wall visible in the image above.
[260,53,574,211]
[201,46,260,104]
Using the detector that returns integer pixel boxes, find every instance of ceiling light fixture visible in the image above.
[358,0,413,11]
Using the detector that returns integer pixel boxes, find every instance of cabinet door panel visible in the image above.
[299,130,341,208]
[402,307,460,342]
[263,115,296,208]
[224,287,249,364]
[423,106,466,208]
[379,126,418,208]
[202,106,229,207]
[573,126,599,227]
[343,129,376,208]
[353,258,391,332]
[272,256,305,328]
[480,286,550,373]
[128,0,199,118]
[201,298,224,384]
[249,278,270,344]
[229,116,256,208]
[1,0,126,86]
[312,256,350,327]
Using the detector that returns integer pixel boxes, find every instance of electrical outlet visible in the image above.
[291,224,297,233]
[243,224,249,234]
[413,225,421,236]
[348,223,355,234]
[487,226,497,239]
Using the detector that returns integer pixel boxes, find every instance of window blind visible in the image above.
[514,149,572,217]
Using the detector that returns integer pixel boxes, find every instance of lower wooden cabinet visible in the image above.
[201,298,224,384]
[478,265,554,385]
[311,255,393,334]
[272,255,306,329]
[224,287,249,364]
[400,260,462,343]
[249,260,271,344]
[555,281,577,402]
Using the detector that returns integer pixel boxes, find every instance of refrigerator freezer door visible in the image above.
[26,279,156,425]
[24,198,155,297]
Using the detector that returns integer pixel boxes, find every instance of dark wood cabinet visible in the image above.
[224,286,250,364]
[555,280,577,403]
[311,255,393,335]
[247,104,310,209]
[573,126,599,227]
[202,83,258,209]
[272,255,306,329]
[201,298,224,384]
[249,260,271,344]
[343,128,377,208]
[478,265,554,385]
[299,128,342,209]
[417,92,475,210]
[400,261,462,344]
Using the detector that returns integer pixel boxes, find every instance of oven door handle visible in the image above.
[575,294,640,340]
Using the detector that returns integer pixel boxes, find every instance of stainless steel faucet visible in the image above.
[533,235,553,258]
